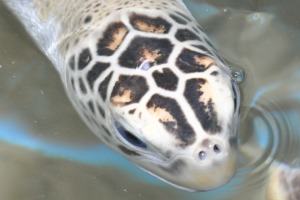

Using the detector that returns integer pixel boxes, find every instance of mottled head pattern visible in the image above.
[25,0,240,191]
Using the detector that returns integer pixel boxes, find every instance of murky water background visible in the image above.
[1,0,300,199]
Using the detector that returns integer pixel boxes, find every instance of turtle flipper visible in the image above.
[267,164,300,200]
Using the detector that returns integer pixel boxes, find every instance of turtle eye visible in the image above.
[114,122,147,149]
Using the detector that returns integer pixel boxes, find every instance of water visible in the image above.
[1,0,300,199]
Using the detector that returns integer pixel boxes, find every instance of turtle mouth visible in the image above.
[136,150,237,191]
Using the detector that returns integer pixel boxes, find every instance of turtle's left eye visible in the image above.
[114,122,147,149]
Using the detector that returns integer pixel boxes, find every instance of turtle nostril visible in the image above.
[199,151,207,160]
[213,144,222,153]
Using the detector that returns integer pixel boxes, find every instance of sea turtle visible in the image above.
[2,0,299,198]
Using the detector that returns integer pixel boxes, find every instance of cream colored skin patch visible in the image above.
[140,49,161,64]
[135,21,167,33]
[194,55,215,69]
[148,106,177,127]
[111,88,132,106]
[107,26,128,51]
[198,81,213,105]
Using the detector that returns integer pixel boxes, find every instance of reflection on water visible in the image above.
[0,0,300,199]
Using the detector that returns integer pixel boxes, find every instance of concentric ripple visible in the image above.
[235,87,300,191]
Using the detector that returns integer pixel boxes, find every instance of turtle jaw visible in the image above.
[168,151,237,191]
[135,147,237,191]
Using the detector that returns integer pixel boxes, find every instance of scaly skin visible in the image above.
[2,0,240,191]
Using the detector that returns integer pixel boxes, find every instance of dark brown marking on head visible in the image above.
[193,43,225,63]
[129,109,136,114]
[152,68,178,91]
[169,14,188,25]
[88,101,95,114]
[98,72,113,101]
[79,78,87,94]
[95,3,101,7]
[118,145,140,156]
[74,38,79,45]
[111,75,148,106]
[129,13,171,33]
[159,159,186,174]
[83,111,94,127]
[65,43,69,51]
[68,55,75,70]
[97,22,128,56]
[210,71,219,76]
[78,48,92,70]
[175,29,200,42]
[147,94,195,147]
[84,15,92,23]
[87,62,110,89]
[70,78,75,91]
[119,37,173,68]
[176,48,215,73]
[98,105,106,118]
[184,78,221,133]
[165,150,173,158]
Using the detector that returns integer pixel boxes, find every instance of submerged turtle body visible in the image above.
[3,0,298,197]
[267,164,300,200]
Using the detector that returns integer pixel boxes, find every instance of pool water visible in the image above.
[0,0,300,199]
